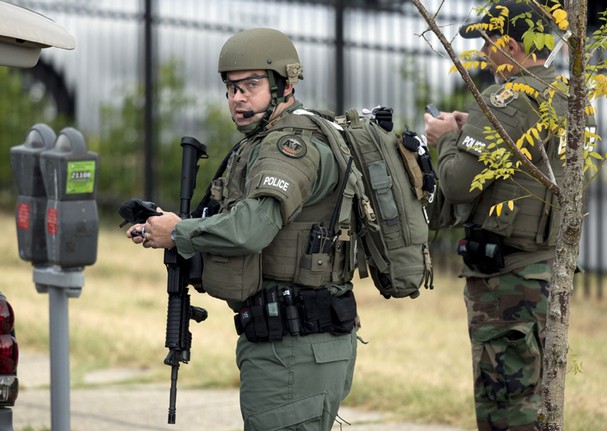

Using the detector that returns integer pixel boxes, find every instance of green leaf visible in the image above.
[523,32,534,53]
[534,33,545,50]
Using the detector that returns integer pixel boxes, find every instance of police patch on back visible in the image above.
[277,135,307,158]
[490,85,519,108]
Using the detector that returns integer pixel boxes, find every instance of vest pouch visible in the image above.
[296,252,332,287]
[481,202,519,237]
[202,252,262,302]
[331,240,350,283]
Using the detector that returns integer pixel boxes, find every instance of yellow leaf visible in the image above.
[525,132,534,146]
[496,203,503,216]
[521,147,533,160]
[508,200,514,211]
[553,9,567,24]
[516,136,525,148]
[489,205,495,216]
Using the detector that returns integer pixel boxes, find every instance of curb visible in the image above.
[13,353,469,431]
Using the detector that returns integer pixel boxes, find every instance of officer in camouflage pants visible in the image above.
[425,1,595,429]
[465,264,550,429]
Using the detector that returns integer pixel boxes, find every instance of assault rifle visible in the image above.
[118,136,209,424]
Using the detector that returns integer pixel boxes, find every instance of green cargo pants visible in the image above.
[465,265,549,431]
[236,330,357,431]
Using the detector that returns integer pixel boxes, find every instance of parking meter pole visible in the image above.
[49,286,70,431]
[34,266,83,431]
[12,125,98,431]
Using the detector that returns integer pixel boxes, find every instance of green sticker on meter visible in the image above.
[66,160,96,194]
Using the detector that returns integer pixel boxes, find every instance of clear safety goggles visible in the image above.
[224,74,268,98]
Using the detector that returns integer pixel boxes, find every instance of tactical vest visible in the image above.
[201,113,351,303]
[468,74,569,251]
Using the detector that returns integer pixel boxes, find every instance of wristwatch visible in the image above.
[170,228,177,242]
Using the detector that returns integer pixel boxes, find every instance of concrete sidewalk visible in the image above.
[13,353,469,431]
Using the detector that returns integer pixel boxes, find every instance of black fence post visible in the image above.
[334,0,345,115]
[143,0,155,201]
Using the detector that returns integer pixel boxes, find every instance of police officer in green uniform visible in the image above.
[425,1,595,430]
[127,28,358,430]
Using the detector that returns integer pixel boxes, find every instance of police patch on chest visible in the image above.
[277,135,307,158]
[490,86,518,108]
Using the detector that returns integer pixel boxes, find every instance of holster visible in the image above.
[457,223,514,274]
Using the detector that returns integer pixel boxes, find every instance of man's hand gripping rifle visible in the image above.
[118,136,209,424]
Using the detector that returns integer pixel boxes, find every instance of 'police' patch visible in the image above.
[261,175,290,193]
[490,86,519,108]
[277,135,307,158]
[459,135,487,156]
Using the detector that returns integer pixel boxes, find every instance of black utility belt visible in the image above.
[457,223,520,274]
[234,286,357,343]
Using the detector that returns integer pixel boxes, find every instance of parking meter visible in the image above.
[39,127,99,268]
[10,124,57,264]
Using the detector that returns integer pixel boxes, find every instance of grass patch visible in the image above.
[1,210,605,429]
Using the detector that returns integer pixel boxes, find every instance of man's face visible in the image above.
[481,35,515,83]
[224,70,271,126]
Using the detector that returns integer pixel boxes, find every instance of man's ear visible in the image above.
[509,37,526,57]
[283,82,294,97]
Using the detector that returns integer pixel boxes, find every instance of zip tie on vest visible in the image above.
[545,30,571,68]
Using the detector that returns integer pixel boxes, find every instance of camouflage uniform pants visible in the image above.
[464,269,549,431]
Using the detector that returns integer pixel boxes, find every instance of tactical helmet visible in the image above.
[218,28,303,84]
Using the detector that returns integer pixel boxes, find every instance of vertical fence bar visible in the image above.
[335,0,345,115]
[143,0,155,201]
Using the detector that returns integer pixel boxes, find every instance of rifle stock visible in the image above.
[164,136,208,424]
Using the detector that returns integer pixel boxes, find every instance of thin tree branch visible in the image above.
[410,0,561,198]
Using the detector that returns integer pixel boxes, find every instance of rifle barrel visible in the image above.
[168,363,179,424]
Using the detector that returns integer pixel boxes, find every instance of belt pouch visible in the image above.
[316,289,333,332]
[265,287,283,342]
[330,290,357,334]
[247,291,268,342]
[297,289,319,335]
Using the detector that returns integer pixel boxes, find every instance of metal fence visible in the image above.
[4,0,605,297]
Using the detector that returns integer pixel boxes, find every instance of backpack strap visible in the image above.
[293,109,375,232]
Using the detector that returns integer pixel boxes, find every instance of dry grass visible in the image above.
[1,210,605,429]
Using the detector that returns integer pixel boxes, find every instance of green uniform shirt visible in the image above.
[436,66,563,279]
[173,102,339,261]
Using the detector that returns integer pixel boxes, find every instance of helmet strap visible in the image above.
[234,72,293,136]
[236,71,285,136]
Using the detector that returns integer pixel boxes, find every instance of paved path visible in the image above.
[12,353,470,431]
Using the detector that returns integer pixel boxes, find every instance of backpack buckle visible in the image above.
[361,197,376,222]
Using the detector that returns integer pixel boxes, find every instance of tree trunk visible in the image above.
[539,1,588,430]
[409,0,591,427]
